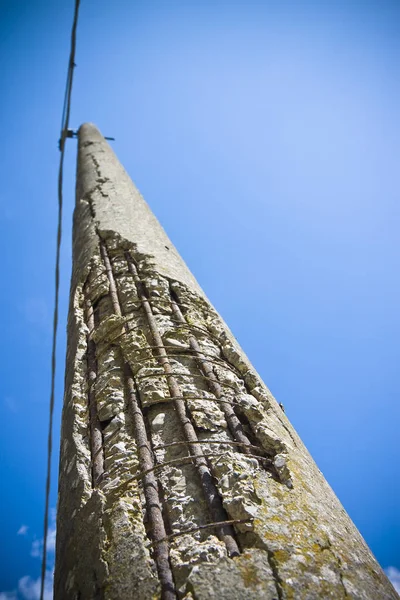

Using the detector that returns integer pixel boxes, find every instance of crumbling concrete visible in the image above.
[55,123,399,599]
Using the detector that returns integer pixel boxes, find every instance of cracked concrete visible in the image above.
[54,123,399,600]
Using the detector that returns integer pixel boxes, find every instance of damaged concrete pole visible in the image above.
[55,122,398,600]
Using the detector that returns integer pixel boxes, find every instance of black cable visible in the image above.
[40,1,80,599]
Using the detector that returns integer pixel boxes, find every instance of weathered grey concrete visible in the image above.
[55,123,399,600]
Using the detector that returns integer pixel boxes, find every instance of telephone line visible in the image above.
[40,1,81,599]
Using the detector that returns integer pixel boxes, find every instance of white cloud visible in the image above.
[385,566,400,594]
[1,512,56,600]
[0,592,17,600]
[18,570,53,600]
[0,570,53,600]
[31,511,56,558]
[30,540,41,559]
[30,528,56,559]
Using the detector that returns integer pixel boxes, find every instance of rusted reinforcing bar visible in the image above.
[88,393,263,439]
[125,368,176,600]
[125,250,240,558]
[99,449,271,490]
[99,242,123,318]
[91,427,120,459]
[154,439,267,455]
[109,349,242,379]
[91,346,241,379]
[170,297,254,455]
[91,422,271,465]
[99,241,176,600]
[83,290,104,485]
[135,371,242,393]
[149,519,254,547]
[145,346,241,374]
[109,451,268,485]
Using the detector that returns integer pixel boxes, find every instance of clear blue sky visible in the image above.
[0,0,399,597]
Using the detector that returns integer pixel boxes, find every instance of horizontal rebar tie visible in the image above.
[88,315,224,348]
[135,370,241,392]
[124,349,240,376]
[149,519,254,547]
[84,271,213,314]
[89,346,241,377]
[94,430,272,461]
[102,452,268,492]
[153,439,267,455]
[87,393,255,423]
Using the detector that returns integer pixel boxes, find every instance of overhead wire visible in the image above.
[40,1,81,599]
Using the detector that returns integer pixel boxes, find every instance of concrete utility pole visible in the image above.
[55,123,397,600]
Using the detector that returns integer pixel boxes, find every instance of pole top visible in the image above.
[58,124,115,150]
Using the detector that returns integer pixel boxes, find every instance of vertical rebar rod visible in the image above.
[84,292,104,485]
[125,364,176,600]
[125,252,240,558]
[170,298,253,455]
[100,241,122,317]
[99,240,176,600]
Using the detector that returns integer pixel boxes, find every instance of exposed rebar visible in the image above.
[126,251,240,558]
[84,291,104,485]
[99,241,122,317]
[99,241,176,600]
[150,519,253,547]
[171,297,254,455]
[125,365,176,600]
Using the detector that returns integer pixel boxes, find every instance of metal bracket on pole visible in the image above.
[58,128,115,151]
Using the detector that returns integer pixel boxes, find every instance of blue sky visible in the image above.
[0,0,399,596]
